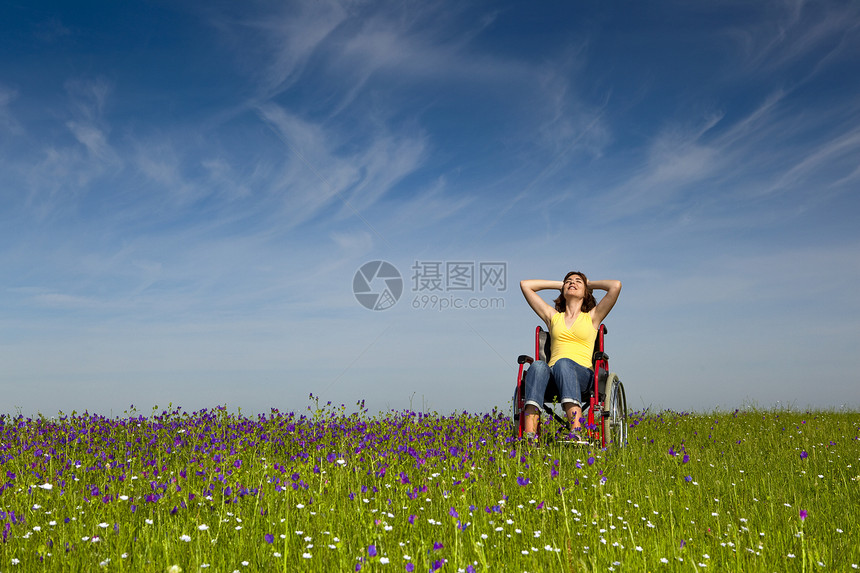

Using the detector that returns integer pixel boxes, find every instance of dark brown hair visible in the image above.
[554,271,596,313]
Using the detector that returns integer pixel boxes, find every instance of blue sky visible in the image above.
[2,0,859,417]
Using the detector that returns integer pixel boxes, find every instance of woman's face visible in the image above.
[563,274,586,297]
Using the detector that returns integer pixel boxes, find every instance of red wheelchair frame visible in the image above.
[513,324,628,447]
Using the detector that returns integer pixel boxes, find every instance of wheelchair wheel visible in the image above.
[605,373,628,446]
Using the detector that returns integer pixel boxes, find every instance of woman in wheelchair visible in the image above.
[520,272,621,443]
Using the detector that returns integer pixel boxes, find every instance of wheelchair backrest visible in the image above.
[537,328,551,363]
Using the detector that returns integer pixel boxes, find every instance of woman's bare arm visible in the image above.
[520,279,562,327]
[588,279,622,326]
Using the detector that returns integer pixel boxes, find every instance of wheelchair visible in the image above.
[512,324,628,447]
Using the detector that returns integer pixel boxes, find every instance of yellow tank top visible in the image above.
[548,311,596,369]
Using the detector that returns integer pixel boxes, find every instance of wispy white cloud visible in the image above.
[832,163,860,189]
[249,0,348,97]
[202,1,613,252]
[322,4,507,104]
[201,157,252,201]
[256,103,363,224]
[721,0,860,77]
[597,116,723,220]
[133,139,200,202]
[24,145,105,218]
[129,132,275,233]
[64,77,112,122]
[338,133,426,214]
[256,102,428,232]
[592,69,857,227]
[382,176,476,232]
[765,124,860,194]
[17,77,122,219]
[609,2,856,225]
[331,229,373,254]
[66,121,117,164]
[714,89,787,149]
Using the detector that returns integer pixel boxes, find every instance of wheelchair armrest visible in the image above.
[517,355,534,365]
[593,352,609,363]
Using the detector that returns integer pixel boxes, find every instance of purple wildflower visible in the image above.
[800,451,808,459]
[517,476,530,486]
[265,533,274,544]
[587,456,594,466]
[368,545,377,557]
[433,542,444,551]
[800,510,807,521]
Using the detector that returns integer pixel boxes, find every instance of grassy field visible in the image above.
[0,399,858,572]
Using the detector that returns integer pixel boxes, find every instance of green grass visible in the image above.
[0,402,858,572]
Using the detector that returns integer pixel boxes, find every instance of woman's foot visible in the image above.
[559,429,588,445]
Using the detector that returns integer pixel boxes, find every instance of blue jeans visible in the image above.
[524,358,592,410]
